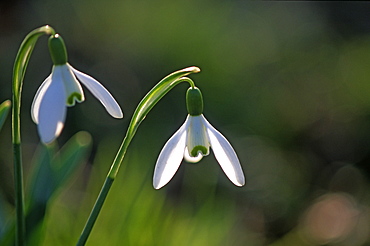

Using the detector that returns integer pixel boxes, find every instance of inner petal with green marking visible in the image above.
[186,115,210,159]
[59,64,84,106]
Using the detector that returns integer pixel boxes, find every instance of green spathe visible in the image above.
[186,87,203,116]
[48,34,67,65]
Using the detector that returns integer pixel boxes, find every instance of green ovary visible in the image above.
[186,87,203,116]
[48,34,68,65]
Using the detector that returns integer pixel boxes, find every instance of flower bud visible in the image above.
[186,87,203,116]
[48,34,68,65]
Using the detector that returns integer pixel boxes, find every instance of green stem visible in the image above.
[12,25,55,246]
[76,67,200,245]
[76,177,113,246]
[109,76,197,179]
[13,143,24,246]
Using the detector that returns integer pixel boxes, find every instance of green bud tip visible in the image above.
[48,34,68,65]
[186,87,203,116]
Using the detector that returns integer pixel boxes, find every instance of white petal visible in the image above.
[202,115,245,186]
[153,118,189,189]
[31,75,52,123]
[70,64,123,118]
[37,69,67,143]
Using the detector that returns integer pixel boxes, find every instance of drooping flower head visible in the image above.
[31,34,123,143]
[153,86,245,189]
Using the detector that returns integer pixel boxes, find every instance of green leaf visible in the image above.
[27,130,91,207]
[24,143,55,245]
[0,194,11,239]
[28,143,57,206]
[0,141,55,246]
[53,131,92,190]
[0,225,15,246]
[0,100,11,132]
[17,131,91,245]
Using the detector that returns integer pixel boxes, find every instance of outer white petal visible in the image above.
[37,69,67,143]
[153,117,189,189]
[31,75,52,123]
[69,64,123,118]
[202,115,245,186]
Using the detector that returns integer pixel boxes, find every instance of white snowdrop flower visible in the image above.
[153,87,245,189]
[31,34,123,143]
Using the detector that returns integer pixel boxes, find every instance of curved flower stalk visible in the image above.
[77,66,200,246]
[11,26,122,245]
[11,25,56,246]
[153,87,245,189]
[32,34,123,143]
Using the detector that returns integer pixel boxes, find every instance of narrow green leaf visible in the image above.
[0,140,54,246]
[27,130,91,211]
[28,143,57,205]
[23,132,91,245]
[27,131,91,206]
[53,131,92,189]
[0,195,11,238]
[0,225,15,246]
[23,143,56,245]
[0,100,11,132]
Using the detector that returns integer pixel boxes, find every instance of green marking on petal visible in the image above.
[67,92,83,106]
[190,145,208,157]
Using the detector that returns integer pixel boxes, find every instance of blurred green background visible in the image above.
[1,1,370,245]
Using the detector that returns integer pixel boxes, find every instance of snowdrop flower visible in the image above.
[153,87,245,189]
[31,34,123,143]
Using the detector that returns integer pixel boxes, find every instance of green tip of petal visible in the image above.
[190,145,208,157]
[48,34,68,65]
[186,87,203,116]
[67,92,83,106]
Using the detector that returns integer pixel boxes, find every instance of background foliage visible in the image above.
[1,1,370,245]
